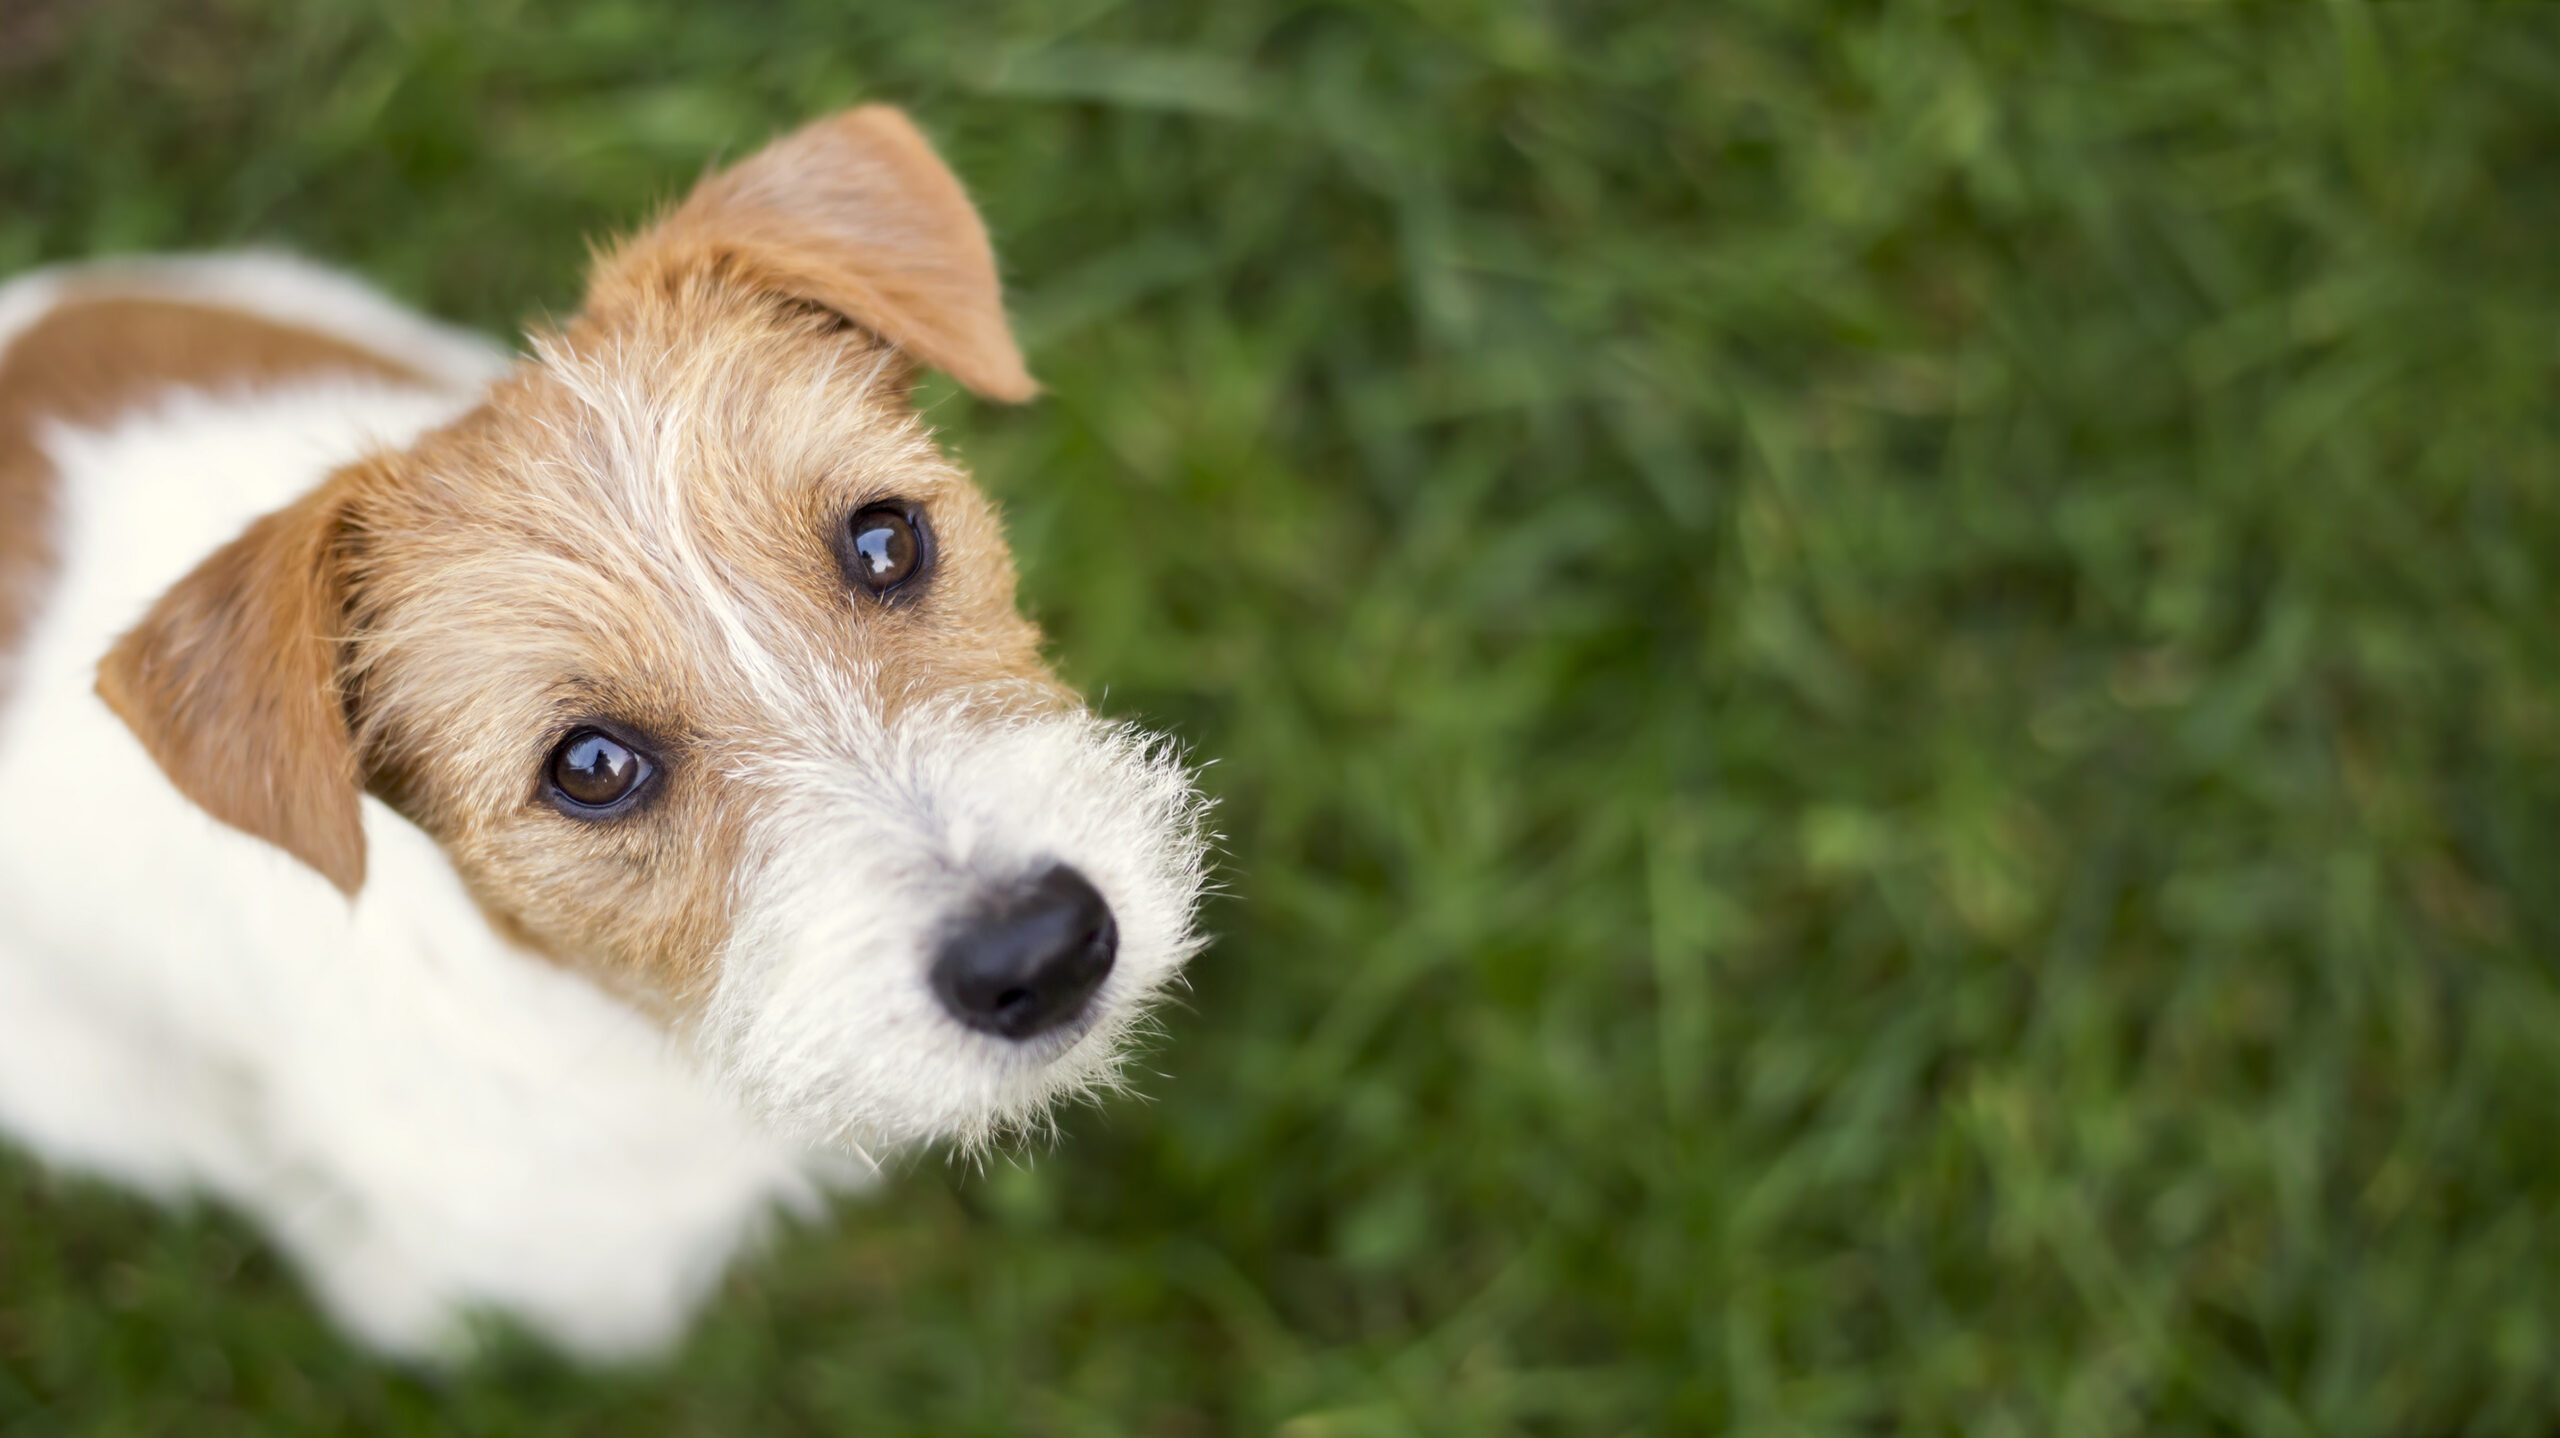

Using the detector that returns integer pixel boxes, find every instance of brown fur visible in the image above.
[0,296,420,703]
[78,107,1060,1015]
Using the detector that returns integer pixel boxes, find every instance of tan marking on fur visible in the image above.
[0,296,422,699]
[587,104,1038,403]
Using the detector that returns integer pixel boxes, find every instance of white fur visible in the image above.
[0,256,1207,1359]
[709,698,1210,1153]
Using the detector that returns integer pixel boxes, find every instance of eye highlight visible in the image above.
[842,502,928,598]
[546,727,655,815]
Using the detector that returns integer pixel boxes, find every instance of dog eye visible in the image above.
[548,728,652,813]
[844,503,926,596]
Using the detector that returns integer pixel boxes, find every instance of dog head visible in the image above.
[93,107,1211,1152]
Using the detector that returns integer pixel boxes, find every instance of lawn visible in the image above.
[4,1,2560,1433]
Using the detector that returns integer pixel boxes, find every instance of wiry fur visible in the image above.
[0,107,1210,1359]
[709,698,1210,1154]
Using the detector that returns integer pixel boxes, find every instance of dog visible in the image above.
[0,106,1209,1359]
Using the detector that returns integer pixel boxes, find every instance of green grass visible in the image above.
[5,1,2560,1432]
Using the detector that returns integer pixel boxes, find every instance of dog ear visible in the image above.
[593,104,1037,403]
[96,477,366,896]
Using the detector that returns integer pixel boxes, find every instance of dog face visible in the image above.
[93,108,1209,1152]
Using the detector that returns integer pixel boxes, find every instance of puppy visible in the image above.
[0,106,1208,1358]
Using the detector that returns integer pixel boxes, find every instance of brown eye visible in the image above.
[844,503,926,596]
[548,728,652,813]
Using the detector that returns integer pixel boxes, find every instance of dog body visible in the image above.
[0,256,816,1355]
[0,111,1206,1358]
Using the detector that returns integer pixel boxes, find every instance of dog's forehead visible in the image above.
[508,303,958,539]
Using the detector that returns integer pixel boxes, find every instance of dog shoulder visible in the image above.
[0,256,505,703]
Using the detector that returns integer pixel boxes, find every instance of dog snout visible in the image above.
[931,865,1117,1039]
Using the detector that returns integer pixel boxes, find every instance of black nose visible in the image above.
[931,865,1118,1040]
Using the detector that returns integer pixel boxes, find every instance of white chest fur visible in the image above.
[0,260,824,1359]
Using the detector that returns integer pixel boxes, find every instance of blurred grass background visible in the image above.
[5,0,2560,1433]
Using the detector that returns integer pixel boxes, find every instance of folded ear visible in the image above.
[591,104,1037,403]
[96,478,366,896]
